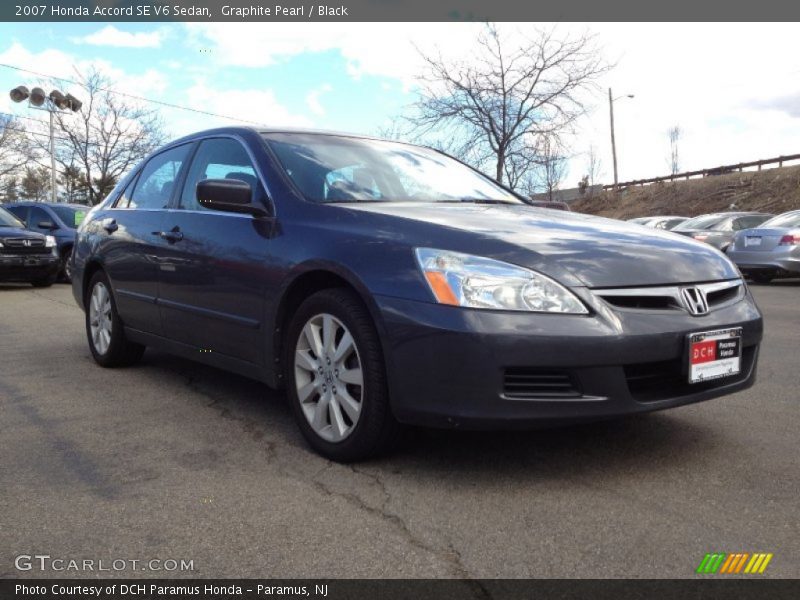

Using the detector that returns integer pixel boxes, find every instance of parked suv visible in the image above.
[4,202,88,282]
[0,206,60,287]
[72,128,763,461]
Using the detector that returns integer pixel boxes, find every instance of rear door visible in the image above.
[99,143,193,335]
[157,137,274,364]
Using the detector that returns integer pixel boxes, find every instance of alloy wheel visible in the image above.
[294,313,364,442]
[89,282,113,355]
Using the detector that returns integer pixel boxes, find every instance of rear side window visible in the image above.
[735,215,770,230]
[179,138,260,211]
[127,144,191,209]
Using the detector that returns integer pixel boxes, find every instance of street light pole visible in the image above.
[9,85,82,203]
[608,88,634,190]
[609,88,618,189]
[49,109,56,203]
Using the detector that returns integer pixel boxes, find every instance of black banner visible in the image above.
[3,579,800,600]
[4,0,800,22]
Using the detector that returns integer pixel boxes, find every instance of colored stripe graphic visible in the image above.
[698,552,772,574]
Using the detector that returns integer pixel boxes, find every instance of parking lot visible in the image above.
[1,281,798,579]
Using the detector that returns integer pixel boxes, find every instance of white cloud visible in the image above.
[185,23,483,89]
[173,80,313,133]
[73,26,163,49]
[306,84,332,116]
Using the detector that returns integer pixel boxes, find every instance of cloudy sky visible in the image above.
[1,22,799,188]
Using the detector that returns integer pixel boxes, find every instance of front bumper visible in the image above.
[0,253,60,282]
[375,289,762,428]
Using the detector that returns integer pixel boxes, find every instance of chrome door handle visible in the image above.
[158,230,183,242]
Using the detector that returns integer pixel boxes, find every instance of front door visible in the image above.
[157,137,274,364]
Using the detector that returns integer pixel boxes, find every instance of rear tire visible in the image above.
[749,271,775,284]
[85,270,145,367]
[284,288,401,462]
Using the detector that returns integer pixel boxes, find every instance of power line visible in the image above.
[0,62,269,128]
[0,124,141,149]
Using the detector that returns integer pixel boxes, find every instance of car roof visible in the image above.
[166,126,386,148]
[6,201,88,209]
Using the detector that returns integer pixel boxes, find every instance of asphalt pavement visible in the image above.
[1,281,798,579]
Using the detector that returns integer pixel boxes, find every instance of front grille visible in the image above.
[1,238,50,255]
[595,279,744,314]
[624,345,756,402]
[503,368,582,399]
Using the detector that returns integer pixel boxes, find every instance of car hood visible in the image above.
[0,226,44,239]
[344,202,739,288]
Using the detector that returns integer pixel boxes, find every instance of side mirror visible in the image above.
[38,220,57,230]
[196,179,268,217]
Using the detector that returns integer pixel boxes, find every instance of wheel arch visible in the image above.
[270,264,388,389]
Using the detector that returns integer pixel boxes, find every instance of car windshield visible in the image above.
[263,133,521,204]
[0,207,24,228]
[761,212,800,228]
[51,205,88,228]
[674,214,728,231]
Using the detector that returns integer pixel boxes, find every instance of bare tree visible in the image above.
[408,24,608,189]
[20,166,50,202]
[0,116,36,182]
[586,143,602,188]
[41,68,167,205]
[668,125,681,175]
[533,134,568,200]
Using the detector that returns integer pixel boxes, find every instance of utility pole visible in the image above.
[609,88,618,189]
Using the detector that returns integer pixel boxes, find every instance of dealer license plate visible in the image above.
[687,327,742,384]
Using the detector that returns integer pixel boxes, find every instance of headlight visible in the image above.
[45,235,57,248]
[415,248,588,313]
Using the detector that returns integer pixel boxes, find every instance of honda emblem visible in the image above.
[681,287,709,316]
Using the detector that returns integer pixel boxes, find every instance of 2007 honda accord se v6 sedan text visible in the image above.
[71,127,763,461]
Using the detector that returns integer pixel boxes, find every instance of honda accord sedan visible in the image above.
[71,127,763,461]
[726,210,800,283]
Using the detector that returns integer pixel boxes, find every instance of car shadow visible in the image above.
[136,349,723,486]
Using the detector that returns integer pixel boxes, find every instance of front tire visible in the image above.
[285,288,400,462]
[85,271,145,367]
[749,271,775,284]
[61,247,73,283]
[31,274,56,288]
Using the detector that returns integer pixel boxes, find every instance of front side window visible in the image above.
[28,206,51,230]
[674,214,727,231]
[127,144,191,210]
[4,205,27,224]
[264,133,520,204]
[0,206,24,228]
[735,215,771,230]
[180,138,260,211]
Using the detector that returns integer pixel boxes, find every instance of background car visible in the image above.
[672,211,773,251]
[4,202,88,283]
[527,200,571,211]
[627,215,687,230]
[0,206,60,287]
[726,210,800,283]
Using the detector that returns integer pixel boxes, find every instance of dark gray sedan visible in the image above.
[726,210,800,283]
[70,127,764,461]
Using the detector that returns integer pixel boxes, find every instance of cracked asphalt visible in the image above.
[1,281,798,579]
